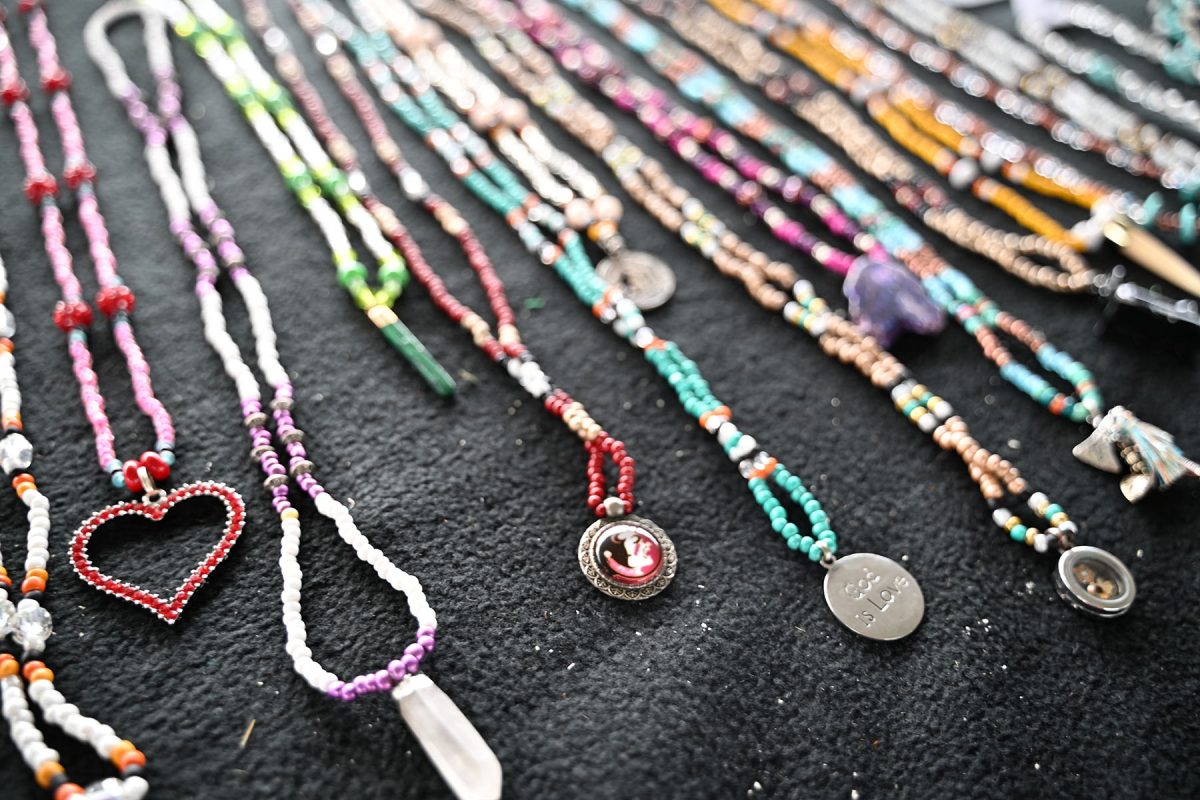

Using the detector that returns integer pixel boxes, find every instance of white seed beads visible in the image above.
[0,251,148,798]
[87,0,438,706]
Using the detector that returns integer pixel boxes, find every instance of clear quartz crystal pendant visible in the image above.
[393,674,502,800]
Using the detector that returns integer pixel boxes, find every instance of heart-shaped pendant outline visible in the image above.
[69,481,246,624]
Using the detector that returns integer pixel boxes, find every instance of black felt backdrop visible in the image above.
[0,0,1197,797]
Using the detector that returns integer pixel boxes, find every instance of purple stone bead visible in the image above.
[417,635,436,653]
[339,684,357,702]
[405,642,425,660]
[326,681,344,700]
[842,257,945,347]
[400,654,420,674]
[387,659,408,682]
[374,669,394,690]
[417,625,436,639]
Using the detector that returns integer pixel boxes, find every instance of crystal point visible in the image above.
[394,674,502,800]
[843,257,945,346]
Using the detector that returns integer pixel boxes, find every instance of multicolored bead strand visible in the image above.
[166,6,456,398]
[823,0,1200,238]
[414,0,1127,559]
[1017,3,1200,136]
[89,0,442,702]
[659,0,1097,289]
[239,0,637,523]
[0,196,149,798]
[87,12,503,797]
[505,0,1120,429]
[289,0,850,565]
[0,0,175,496]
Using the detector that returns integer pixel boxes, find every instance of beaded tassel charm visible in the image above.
[1073,406,1200,502]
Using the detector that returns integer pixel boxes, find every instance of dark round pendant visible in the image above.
[578,514,676,600]
[1054,545,1136,618]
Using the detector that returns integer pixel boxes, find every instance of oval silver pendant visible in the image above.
[823,553,924,641]
[1054,545,1136,618]
[596,251,677,311]
[578,514,676,600]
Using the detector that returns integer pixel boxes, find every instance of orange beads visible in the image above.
[0,653,17,678]
[35,761,64,789]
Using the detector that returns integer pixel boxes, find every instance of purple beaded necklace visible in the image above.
[86,4,501,797]
[0,0,246,625]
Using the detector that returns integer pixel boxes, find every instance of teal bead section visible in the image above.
[313,0,845,564]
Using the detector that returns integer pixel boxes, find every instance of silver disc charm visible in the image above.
[823,553,924,641]
[596,251,676,311]
[578,514,676,600]
[1054,545,1136,618]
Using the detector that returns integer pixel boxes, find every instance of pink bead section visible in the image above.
[0,4,175,479]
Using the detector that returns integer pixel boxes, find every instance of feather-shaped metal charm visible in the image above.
[1075,406,1200,502]
[1072,427,1124,473]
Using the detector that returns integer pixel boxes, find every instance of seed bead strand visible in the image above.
[292,0,847,562]
[394,25,631,258]
[0,249,149,798]
[1151,0,1200,85]
[243,0,634,519]
[643,0,1095,294]
[162,4,456,398]
[1066,0,1199,85]
[508,0,1109,428]
[876,0,1200,189]
[1017,5,1200,134]
[418,0,1089,555]
[0,1,176,497]
[822,0,1200,238]
[87,0,439,706]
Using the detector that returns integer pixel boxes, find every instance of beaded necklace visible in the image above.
[273,0,935,641]
[687,0,1200,315]
[0,245,150,800]
[410,0,1144,620]
[1015,0,1200,133]
[1152,0,1200,83]
[874,0,1200,188]
[86,4,502,798]
[499,0,1199,502]
[1057,0,1199,85]
[0,0,246,624]
[168,0,675,603]
[830,0,1200,231]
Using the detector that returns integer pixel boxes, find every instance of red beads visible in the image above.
[1,79,28,105]
[51,299,93,332]
[140,450,170,481]
[23,172,57,204]
[95,284,136,317]
[17,0,39,14]
[122,451,171,494]
[40,66,70,93]
[121,460,144,494]
[64,161,97,189]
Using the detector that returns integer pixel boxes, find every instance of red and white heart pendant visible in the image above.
[69,481,246,624]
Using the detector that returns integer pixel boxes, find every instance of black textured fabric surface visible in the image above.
[1,0,1198,797]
